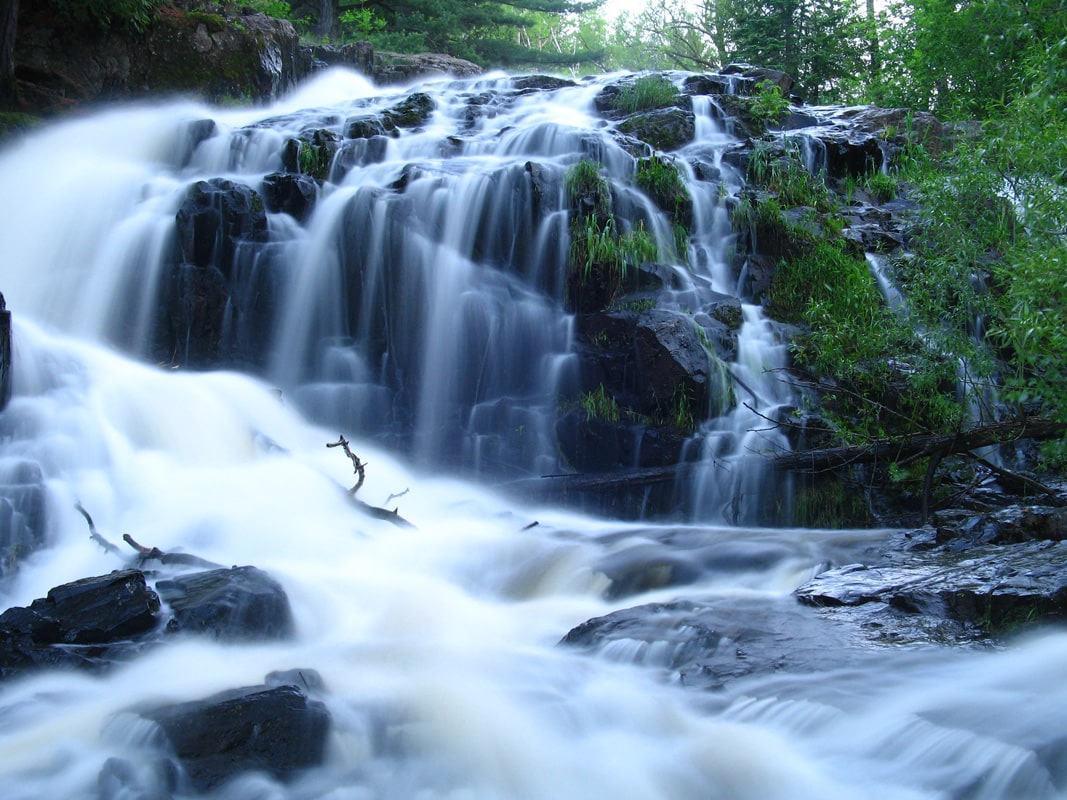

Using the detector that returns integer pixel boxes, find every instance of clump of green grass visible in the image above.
[616,75,679,114]
[580,384,620,422]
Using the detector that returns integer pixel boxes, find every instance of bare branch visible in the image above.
[327,435,366,495]
[75,502,122,556]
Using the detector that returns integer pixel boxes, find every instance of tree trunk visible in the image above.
[0,0,18,109]
[866,0,880,79]
[316,0,338,40]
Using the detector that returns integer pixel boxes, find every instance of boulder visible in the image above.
[0,293,10,413]
[343,92,436,141]
[372,51,482,84]
[161,177,272,366]
[634,309,718,417]
[139,682,330,792]
[560,595,857,690]
[306,41,375,74]
[261,172,318,222]
[795,538,1067,634]
[156,565,294,640]
[174,178,269,272]
[0,570,160,679]
[618,107,696,152]
[15,6,309,108]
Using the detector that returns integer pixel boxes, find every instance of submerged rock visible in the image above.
[157,565,294,640]
[139,682,330,792]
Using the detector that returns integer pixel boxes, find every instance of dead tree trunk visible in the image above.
[771,417,1067,472]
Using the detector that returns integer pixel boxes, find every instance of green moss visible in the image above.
[0,112,44,142]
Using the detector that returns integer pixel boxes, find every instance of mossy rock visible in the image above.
[618,108,696,153]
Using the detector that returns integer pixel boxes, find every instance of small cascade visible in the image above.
[0,68,829,516]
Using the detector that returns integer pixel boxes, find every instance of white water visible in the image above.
[0,71,1066,799]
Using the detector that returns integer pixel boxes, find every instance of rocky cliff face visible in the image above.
[15,5,308,108]
[13,6,482,111]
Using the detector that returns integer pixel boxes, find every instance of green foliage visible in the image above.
[615,75,679,114]
[635,156,691,250]
[749,79,789,128]
[356,0,604,66]
[669,387,696,433]
[572,215,658,281]
[774,240,966,440]
[873,0,1066,117]
[747,139,834,211]
[565,159,610,217]
[580,384,620,423]
[48,0,163,31]
[864,171,897,203]
[339,5,385,37]
[246,0,291,19]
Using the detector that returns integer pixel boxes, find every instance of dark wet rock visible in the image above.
[513,75,577,93]
[561,596,859,690]
[796,538,1067,634]
[139,683,330,792]
[934,504,1067,547]
[721,64,795,96]
[158,177,275,367]
[156,565,294,640]
[0,570,160,679]
[266,667,327,694]
[175,119,218,169]
[174,178,269,272]
[635,309,727,417]
[555,409,687,474]
[343,92,436,143]
[0,459,46,582]
[282,128,344,181]
[15,7,309,109]
[618,107,696,152]
[682,74,734,96]
[261,171,318,222]
[803,126,885,178]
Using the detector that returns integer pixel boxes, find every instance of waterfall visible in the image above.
[0,69,1061,800]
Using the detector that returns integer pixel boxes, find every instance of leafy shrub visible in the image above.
[749,79,789,128]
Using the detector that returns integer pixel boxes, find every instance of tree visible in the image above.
[877,0,1067,115]
[0,0,17,109]
[357,0,603,65]
[633,0,866,101]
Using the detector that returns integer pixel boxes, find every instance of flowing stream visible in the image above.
[0,70,1065,799]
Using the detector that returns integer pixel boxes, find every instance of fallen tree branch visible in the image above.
[771,417,1067,472]
[326,436,415,528]
[122,534,222,569]
[75,502,122,556]
[327,435,366,495]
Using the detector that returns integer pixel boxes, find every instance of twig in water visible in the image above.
[327,435,367,495]
[74,502,122,556]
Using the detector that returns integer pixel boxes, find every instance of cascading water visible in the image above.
[0,69,1065,800]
